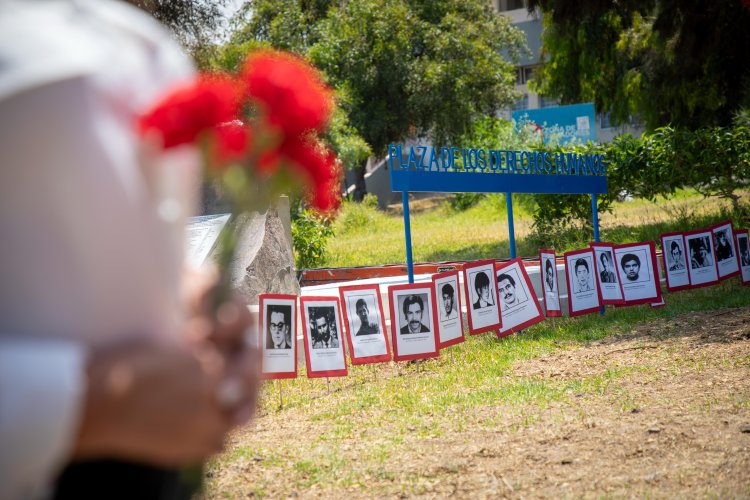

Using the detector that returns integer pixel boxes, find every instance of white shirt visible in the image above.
[0,1,197,497]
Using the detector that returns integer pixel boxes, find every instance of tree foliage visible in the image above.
[129,0,229,65]
[231,0,333,53]
[610,126,750,210]
[527,0,750,130]
[529,125,750,248]
[291,208,334,269]
[309,0,525,153]
[230,0,526,155]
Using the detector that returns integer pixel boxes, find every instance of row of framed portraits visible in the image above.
[259,258,546,379]
[546,241,665,317]
[259,221,750,380]
[538,220,750,317]
[660,221,749,290]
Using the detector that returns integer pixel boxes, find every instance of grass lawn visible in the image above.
[205,279,750,498]
[222,190,750,498]
[321,190,746,268]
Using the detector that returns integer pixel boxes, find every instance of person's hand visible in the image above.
[182,268,260,426]
[73,341,235,466]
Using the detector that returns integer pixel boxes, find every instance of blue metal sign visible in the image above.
[388,141,608,284]
[388,144,608,194]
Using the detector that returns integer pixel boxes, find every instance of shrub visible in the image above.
[291,209,334,269]
[449,192,486,211]
[362,193,379,209]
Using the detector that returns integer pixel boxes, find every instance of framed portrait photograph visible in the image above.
[387,283,439,362]
[259,294,298,380]
[735,228,750,285]
[712,220,740,280]
[684,228,720,288]
[538,249,562,317]
[613,241,663,305]
[462,259,502,334]
[590,242,625,305]
[495,259,544,337]
[299,296,348,378]
[338,284,391,365]
[564,248,601,316]
[660,232,691,292]
[432,271,465,349]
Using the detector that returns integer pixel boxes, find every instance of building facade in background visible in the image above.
[493,1,644,144]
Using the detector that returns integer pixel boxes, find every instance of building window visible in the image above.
[599,112,613,129]
[539,95,558,108]
[515,66,534,85]
[512,94,529,111]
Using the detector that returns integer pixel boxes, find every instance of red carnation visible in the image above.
[138,73,243,149]
[210,120,251,168]
[280,138,341,212]
[242,50,333,137]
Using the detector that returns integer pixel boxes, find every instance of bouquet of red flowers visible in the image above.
[138,49,341,309]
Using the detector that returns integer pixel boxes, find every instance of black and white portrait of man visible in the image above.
[399,294,430,334]
[544,258,555,292]
[266,304,292,349]
[668,241,685,271]
[689,236,714,269]
[308,306,339,349]
[573,258,594,293]
[440,283,458,321]
[471,271,494,309]
[353,298,379,336]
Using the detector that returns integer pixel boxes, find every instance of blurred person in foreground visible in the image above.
[0,1,260,498]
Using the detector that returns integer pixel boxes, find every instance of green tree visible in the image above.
[129,0,229,67]
[231,0,334,53]
[229,0,526,199]
[527,0,750,130]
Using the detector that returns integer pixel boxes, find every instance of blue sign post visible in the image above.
[388,144,608,283]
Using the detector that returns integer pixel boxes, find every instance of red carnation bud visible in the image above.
[138,73,243,149]
[242,50,333,137]
[210,120,251,168]
[280,138,341,212]
[258,149,282,175]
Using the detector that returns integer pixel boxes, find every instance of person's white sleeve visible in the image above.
[0,341,86,500]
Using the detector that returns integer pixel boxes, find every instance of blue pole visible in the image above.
[402,191,414,284]
[506,192,516,259]
[591,193,600,243]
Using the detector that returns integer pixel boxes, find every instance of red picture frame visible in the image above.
[684,227,720,289]
[431,270,465,349]
[338,284,391,365]
[462,259,502,334]
[589,241,626,305]
[564,248,601,317]
[735,228,750,286]
[711,219,740,280]
[387,282,440,362]
[613,241,663,306]
[660,231,691,292]
[538,249,562,317]
[259,293,298,380]
[299,296,348,378]
[495,258,545,337]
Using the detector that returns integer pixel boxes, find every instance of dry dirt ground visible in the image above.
[207,306,750,499]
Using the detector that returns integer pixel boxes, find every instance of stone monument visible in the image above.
[186,197,299,305]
